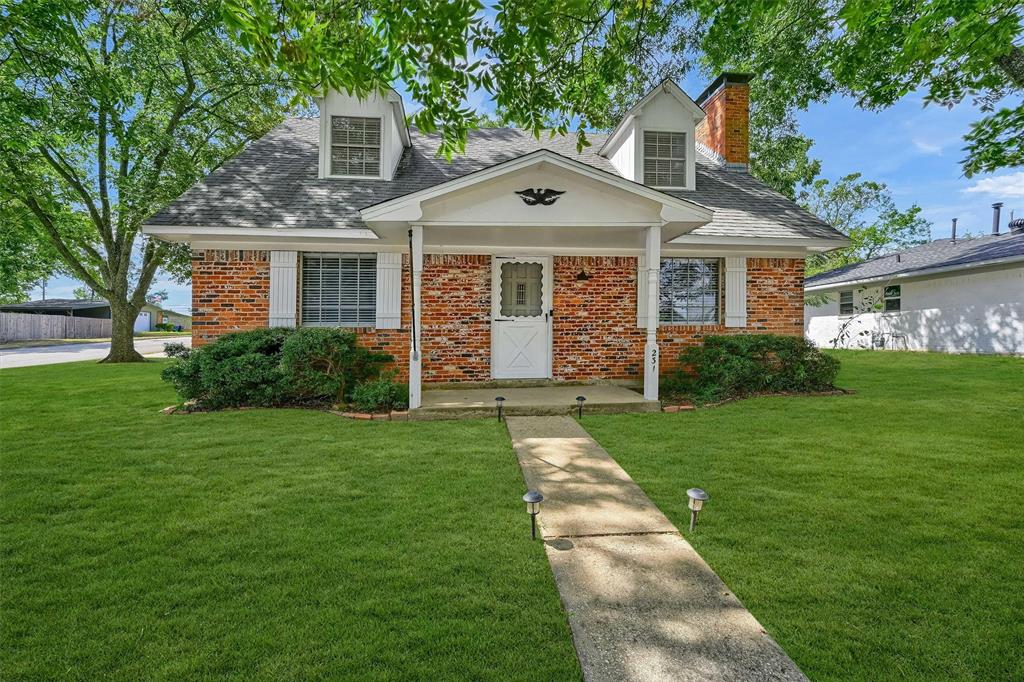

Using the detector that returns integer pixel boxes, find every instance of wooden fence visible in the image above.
[0,312,112,342]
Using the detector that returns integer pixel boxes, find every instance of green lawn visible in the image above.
[0,362,580,680]
[586,351,1024,681]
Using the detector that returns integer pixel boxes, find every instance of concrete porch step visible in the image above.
[411,385,660,420]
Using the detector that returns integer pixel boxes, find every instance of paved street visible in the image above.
[0,337,191,369]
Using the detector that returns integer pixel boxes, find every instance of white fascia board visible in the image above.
[598,79,706,156]
[142,224,382,242]
[670,234,850,250]
[359,149,713,223]
[805,254,1024,292]
[387,89,412,147]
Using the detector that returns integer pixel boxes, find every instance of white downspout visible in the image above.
[644,224,661,401]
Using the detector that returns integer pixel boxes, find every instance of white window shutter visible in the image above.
[269,251,297,327]
[375,252,402,329]
[724,257,747,327]
[636,254,648,328]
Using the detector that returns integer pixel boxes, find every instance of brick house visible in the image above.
[144,73,847,408]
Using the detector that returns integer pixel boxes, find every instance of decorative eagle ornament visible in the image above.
[515,188,565,206]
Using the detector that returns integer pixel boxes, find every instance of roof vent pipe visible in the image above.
[992,202,1003,235]
[951,217,958,242]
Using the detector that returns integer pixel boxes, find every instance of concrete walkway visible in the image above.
[506,416,806,682]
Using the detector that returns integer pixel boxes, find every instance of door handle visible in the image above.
[495,318,514,322]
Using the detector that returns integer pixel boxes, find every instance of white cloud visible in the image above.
[912,137,943,154]
[964,172,1024,198]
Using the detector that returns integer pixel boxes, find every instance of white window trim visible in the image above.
[641,128,688,190]
[882,284,902,314]
[838,289,855,317]
[324,114,386,180]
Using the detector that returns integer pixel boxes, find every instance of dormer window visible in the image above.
[643,131,686,188]
[330,116,382,177]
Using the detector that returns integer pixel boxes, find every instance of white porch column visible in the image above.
[643,225,661,401]
[408,224,424,409]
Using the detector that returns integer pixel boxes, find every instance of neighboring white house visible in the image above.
[804,222,1024,354]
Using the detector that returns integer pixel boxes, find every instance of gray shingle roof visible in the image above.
[146,118,844,242]
[805,231,1024,288]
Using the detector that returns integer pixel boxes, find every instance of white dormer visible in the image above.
[317,88,411,181]
[598,80,705,191]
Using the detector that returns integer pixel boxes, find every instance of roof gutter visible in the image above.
[805,253,1024,292]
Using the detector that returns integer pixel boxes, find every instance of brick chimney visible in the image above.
[695,73,752,167]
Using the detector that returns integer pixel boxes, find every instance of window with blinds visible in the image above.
[659,258,720,324]
[301,253,377,327]
[330,116,382,177]
[643,131,686,188]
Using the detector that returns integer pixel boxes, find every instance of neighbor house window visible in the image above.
[330,116,381,177]
[659,258,720,324]
[301,253,377,327]
[839,290,854,315]
[883,285,901,312]
[643,131,686,188]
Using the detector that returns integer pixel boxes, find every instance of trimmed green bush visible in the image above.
[663,334,840,404]
[350,371,409,413]
[280,327,391,404]
[161,327,393,410]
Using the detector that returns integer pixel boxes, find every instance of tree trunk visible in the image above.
[102,300,145,362]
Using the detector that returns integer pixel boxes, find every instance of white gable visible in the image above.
[316,88,410,181]
[420,163,661,225]
[601,81,702,190]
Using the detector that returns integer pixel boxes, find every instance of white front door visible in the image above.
[491,256,552,379]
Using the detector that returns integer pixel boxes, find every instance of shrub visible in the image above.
[664,334,840,404]
[153,322,176,332]
[163,342,191,359]
[161,328,291,409]
[350,371,409,413]
[279,328,392,404]
[161,327,394,410]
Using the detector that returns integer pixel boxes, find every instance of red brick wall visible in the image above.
[420,255,491,383]
[696,82,750,165]
[552,256,644,380]
[191,250,270,346]
[191,250,804,384]
[354,255,411,382]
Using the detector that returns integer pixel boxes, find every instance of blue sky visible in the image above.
[31,82,1023,315]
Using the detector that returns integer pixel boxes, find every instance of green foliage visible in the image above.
[663,334,840,403]
[694,0,1024,176]
[0,198,66,304]
[161,328,393,409]
[800,173,931,275]
[153,322,176,332]
[351,372,410,413]
[161,328,292,409]
[1,0,290,360]
[222,0,672,156]
[279,327,392,403]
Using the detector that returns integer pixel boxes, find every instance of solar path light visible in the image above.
[523,490,544,540]
[575,395,586,419]
[495,396,505,421]
[686,488,709,531]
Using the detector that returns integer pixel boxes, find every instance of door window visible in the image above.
[500,262,543,317]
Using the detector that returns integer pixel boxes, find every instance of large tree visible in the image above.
[223,0,673,156]
[801,173,932,275]
[0,197,67,304]
[0,0,289,361]
[694,0,1024,177]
